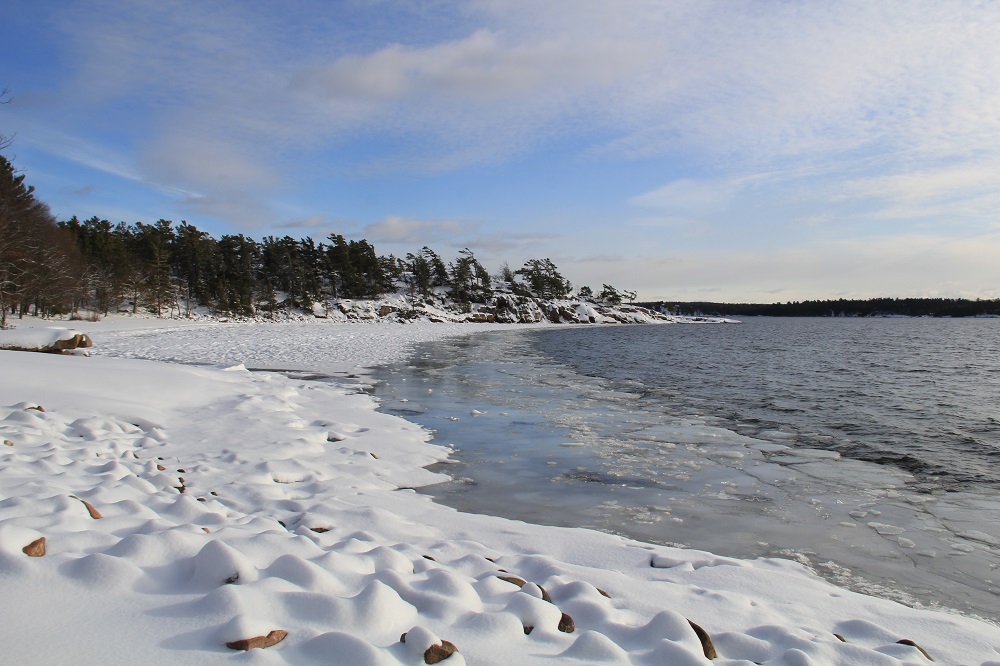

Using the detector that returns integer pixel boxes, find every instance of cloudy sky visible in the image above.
[3,0,999,302]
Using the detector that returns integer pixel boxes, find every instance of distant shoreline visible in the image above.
[645,297,1000,318]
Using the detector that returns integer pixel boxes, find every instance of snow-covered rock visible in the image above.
[0,327,93,353]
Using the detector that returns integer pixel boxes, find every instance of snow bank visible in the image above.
[1,321,998,664]
[0,326,92,352]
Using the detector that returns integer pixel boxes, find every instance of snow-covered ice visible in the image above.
[1,316,998,664]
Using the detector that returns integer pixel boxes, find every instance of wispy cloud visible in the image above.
[362,215,478,245]
[43,2,1000,196]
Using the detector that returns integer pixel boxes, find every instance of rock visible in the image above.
[54,333,93,350]
[22,537,46,557]
[0,330,93,354]
[157,464,166,471]
[70,495,103,519]
[424,640,458,664]
[3,439,12,446]
[309,527,330,533]
[538,585,552,603]
[834,633,846,642]
[558,613,575,633]
[27,405,45,412]
[597,588,611,598]
[497,575,527,587]
[379,305,397,317]
[688,620,717,660]
[897,639,933,661]
[226,629,288,651]
[523,626,534,635]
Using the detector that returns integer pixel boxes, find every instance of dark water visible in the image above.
[531,318,1000,487]
[371,318,1000,622]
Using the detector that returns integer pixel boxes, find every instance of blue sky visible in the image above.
[3,0,999,302]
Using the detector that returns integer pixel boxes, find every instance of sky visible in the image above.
[2,0,999,303]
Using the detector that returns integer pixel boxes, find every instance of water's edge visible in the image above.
[369,322,1000,625]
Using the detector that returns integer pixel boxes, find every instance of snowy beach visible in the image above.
[2,318,999,664]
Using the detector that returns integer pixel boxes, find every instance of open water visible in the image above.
[371,318,1000,623]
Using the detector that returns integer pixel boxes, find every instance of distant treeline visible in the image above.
[649,298,1000,318]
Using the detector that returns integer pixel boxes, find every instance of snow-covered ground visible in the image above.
[1,316,998,664]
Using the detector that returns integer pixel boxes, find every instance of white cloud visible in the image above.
[298,28,638,104]
[362,216,476,245]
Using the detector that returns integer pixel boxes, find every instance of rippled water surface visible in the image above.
[371,318,1000,622]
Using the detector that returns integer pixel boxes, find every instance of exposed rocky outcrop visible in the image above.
[320,291,727,327]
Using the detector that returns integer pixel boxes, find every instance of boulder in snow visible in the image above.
[0,327,93,354]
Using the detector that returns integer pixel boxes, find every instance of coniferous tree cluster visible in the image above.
[0,149,590,325]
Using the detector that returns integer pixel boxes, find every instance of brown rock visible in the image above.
[688,620,717,660]
[422,554,435,561]
[51,333,92,351]
[156,464,166,471]
[309,526,330,533]
[497,575,526,587]
[523,625,534,635]
[834,633,846,642]
[538,585,552,603]
[3,439,12,446]
[897,639,933,661]
[558,613,575,633]
[597,588,611,598]
[424,640,458,664]
[70,495,103,519]
[226,629,288,651]
[23,537,46,557]
[27,405,45,412]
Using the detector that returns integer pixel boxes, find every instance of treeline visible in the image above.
[0,154,83,328]
[1,151,582,325]
[655,298,1000,318]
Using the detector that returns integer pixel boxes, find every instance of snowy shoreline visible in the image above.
[2,317,999,664]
